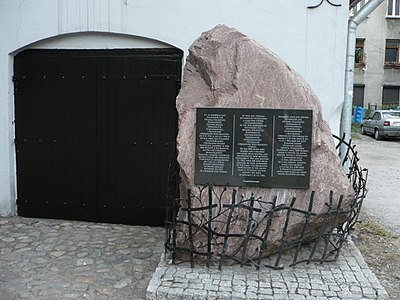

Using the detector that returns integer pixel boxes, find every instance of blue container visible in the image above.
[353,106,364,124]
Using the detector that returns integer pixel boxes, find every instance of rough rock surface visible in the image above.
[175,25,354,262]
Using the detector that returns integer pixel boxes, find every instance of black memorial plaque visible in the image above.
[234,111,270,184]
[195,108,312,189]
[195,110,233,185]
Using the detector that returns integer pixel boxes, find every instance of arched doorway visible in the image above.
[14,46,182,226]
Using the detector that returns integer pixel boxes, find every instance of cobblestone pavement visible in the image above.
[0,216,388,300]
[0,216,164,300]
[147,241,388,300]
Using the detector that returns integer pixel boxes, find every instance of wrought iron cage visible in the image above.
[165,134,367,269]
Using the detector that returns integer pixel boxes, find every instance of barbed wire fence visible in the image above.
[164,134,368,269]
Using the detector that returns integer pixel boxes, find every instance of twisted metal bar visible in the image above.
[165,134,367,269]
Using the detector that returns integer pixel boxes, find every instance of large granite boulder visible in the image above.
[175,25,354,262]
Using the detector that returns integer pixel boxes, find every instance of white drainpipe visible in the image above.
[341,0,385,145]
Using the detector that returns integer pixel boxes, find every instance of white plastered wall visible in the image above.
[0,0,348,216]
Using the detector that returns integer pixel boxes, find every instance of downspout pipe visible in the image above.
[341,0,385,146]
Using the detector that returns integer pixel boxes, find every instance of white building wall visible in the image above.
[0,0,348,216]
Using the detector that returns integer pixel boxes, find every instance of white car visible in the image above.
[361,110,400,140]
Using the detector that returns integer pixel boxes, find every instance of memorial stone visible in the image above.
[175,25,354,260]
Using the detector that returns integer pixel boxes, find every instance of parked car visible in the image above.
[361,110,400,140]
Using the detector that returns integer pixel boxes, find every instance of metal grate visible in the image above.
[165,134,367,269]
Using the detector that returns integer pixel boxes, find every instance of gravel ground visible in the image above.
[351,130,400,299]
[352,209,400,299]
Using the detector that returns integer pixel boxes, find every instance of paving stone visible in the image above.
[50,251,66,258]
[245,291,258,299]
[0,216,164,300]
[310,289,324,297]
[2,237,15,242]
[113,278,132,289]
[0,216,389,300]
[32,257,48,264]
[219,285,232,293]
[289,295,306,300]
[15,247,32,253]
[323,290,338,297]
[204,283,218,291]
[198,273,210,279]
[64,292,81,298]
[185,273,199,279]
[296,288,310,296]
[272,281,287,289]
[70,283,89,292]
[76,258,94,266]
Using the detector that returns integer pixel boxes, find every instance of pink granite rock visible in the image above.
[175,25,354,262]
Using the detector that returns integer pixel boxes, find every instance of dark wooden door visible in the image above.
[14,49,182,226]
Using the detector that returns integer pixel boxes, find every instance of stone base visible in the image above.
[146,240,388,300]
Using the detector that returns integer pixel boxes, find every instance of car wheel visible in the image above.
[374,129,381,140]
[361,125,366,135]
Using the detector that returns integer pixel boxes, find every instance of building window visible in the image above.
[387,0,400,17]
[350,0,369,17]
[353,84,365,107]
[382,86,400,108]
[384,39,400,67]
[355,39,365,66]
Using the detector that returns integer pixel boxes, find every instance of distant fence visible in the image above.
[165,134,368,269]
